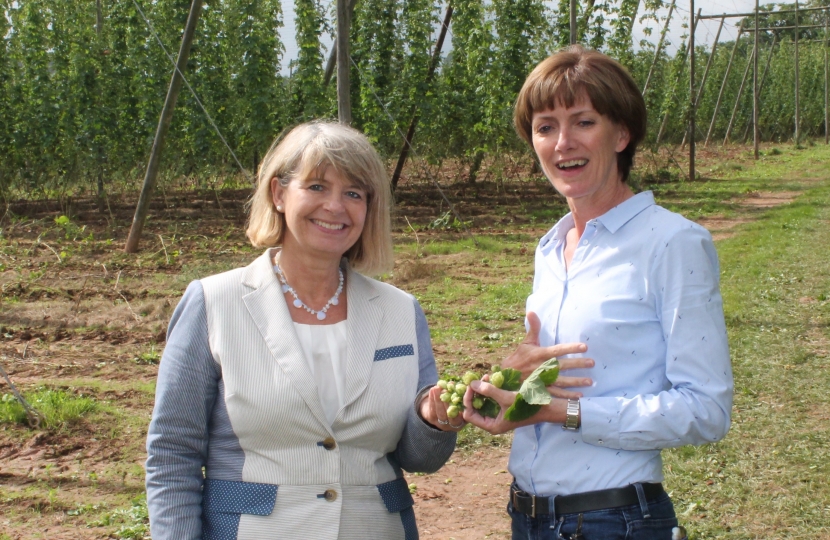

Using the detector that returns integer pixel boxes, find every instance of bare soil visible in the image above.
[0,160,803,539]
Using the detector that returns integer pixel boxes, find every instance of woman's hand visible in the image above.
[419,385,466,432]
[462,381,572,435]
[503,312,593,388]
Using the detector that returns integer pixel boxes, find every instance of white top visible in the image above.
[293,320,348,425]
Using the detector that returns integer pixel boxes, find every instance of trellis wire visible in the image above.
[130,0,253,183]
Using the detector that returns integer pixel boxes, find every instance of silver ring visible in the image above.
[449,420,464,429]
[437,418,449,426]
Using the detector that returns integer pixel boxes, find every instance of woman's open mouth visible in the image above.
[557,159,588,170]
[312,219,345,231]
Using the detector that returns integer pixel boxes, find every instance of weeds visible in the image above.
[0,388,98,429]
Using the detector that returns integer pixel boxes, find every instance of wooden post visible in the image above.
[96,0,106,213]
[628,0,640,33]
[125,0,203,253]
[682,16,723,147]
[324,0,358,86]
[825,16,829,144]
[570,0,577,45]
[723,46,754,145]
[689,0,695,182]
[336,0,352,124]
[642,0,675,96]
[754,0,760,158]
[794,0,800,145]
[705,21,744,146]
[742,33,778,143]
[390,4,453,190]
[656,9,699,145]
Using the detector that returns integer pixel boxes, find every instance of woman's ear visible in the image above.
[616,126,631,153]
[271,177,285,211]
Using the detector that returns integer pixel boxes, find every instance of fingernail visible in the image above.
[470,381,481,391]
[587,359,595,367]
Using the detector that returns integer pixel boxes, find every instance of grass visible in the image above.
[1,142,829,538]
[0,388,98,429]
[662,181,830,538]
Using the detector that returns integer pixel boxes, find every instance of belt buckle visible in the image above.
[512,486,538,518]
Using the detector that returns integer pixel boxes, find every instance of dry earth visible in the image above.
[0,160,804,539]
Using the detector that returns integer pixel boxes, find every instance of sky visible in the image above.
[278,0,762,73]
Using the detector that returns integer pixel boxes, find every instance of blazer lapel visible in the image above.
[241,249,331,430]
[340,266,382,412]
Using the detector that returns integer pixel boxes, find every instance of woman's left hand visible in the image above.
[419,385,466,432]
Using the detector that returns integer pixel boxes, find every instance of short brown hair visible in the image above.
[246,121,393,276]
[514,45,646,182]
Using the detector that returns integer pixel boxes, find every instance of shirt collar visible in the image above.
[538,191,656,254]
[595,190,655,234]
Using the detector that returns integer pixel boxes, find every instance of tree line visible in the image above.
[1,0,828,199]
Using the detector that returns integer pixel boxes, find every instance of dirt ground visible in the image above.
[0,152,801,539]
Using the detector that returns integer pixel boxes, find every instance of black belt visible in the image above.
[510,482,666,518]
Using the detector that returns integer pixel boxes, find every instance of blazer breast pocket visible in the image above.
[202,478,278,540]
[373,344,414,362]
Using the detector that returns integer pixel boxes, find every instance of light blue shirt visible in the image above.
[510,191,733,498]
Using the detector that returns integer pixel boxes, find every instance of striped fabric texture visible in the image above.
[146,250,456,540]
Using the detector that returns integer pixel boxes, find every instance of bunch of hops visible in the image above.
[436,371,480,419]
[438,360,560,423]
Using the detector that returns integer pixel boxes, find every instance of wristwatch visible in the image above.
[563,399,580,431]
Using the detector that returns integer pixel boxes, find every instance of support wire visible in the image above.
[130,0,253,183]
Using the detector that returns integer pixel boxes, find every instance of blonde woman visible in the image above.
[146,121,457,539]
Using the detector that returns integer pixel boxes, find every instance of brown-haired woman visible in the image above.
[464,46,733,539]
[146,121,459,540]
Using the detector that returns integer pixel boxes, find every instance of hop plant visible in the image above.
[438,362,560,423]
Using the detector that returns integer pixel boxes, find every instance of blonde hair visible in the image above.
[246,121,394,275]
[514,45,646,182]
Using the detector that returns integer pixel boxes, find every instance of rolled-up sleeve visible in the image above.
[581,227,733,450]
[146,281,220,540]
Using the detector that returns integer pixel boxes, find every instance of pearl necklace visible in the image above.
[273,262,344,321]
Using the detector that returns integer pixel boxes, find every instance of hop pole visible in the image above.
[125,0,203,253]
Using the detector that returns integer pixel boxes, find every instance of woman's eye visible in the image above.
[308,184,324,191]
[346,191,364,200]
[578,120,595,127]
[536,124,551,134]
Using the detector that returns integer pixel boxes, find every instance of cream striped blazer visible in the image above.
[146,249,456,540]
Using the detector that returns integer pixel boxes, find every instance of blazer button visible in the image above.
[324,489,337,502]
[321,437,336,450]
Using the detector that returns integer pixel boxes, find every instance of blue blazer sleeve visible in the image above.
[146,281,221,540]
[391,298,456,473]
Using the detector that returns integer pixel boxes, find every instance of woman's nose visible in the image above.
[555,127,574,151]
[323,192,346,213]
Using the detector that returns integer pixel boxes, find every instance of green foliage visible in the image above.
[1,0,825,193]
[90,494,150,539]
[0,388,98,429]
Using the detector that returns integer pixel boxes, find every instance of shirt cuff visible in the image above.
[579,396,622,449]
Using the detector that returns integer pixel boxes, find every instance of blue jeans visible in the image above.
[509,485,679,540]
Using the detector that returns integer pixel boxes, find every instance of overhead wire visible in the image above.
[129,0,253,183]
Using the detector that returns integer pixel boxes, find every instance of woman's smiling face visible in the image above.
[531,94,630,204]
[272,166,368,263]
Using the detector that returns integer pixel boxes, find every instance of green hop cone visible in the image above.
[472,396,484,409]
[446,405,460,418]
[490,371,505,389]
[454,383,467,396]
[446,381,456,393]
[451,394,462,404]
[440,392,452,403]
[462,372,479,385]
[437,379,448,390]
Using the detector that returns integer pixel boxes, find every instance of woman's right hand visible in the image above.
[502,312,593,389]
